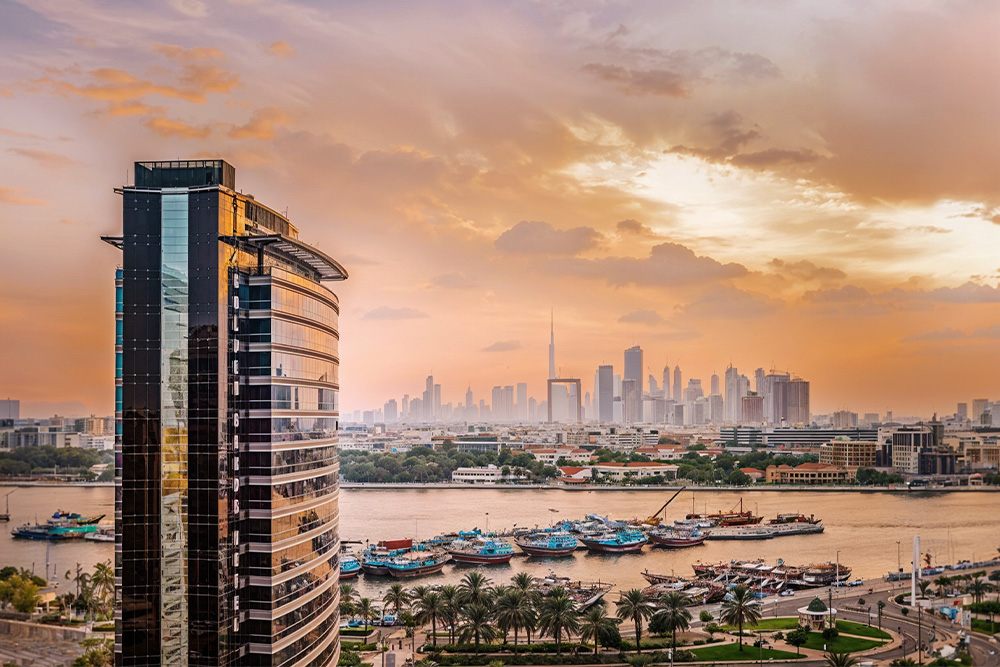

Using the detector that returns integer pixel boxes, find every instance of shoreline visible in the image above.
[340,481,999,492]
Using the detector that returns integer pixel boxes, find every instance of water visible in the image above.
[3,485,996,600]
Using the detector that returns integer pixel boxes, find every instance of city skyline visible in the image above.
[2,1,1000,417]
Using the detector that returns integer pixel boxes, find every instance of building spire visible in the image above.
[548,308,556,380]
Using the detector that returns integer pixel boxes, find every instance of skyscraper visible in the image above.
[662,364,671,400]
[724,364,743,423]
[775,378,810,425]
[516,382,528,421]
[672,365,682,403]
[624,346,644,407]
[423,375,434,420]
[105,160,345,667]
[621,379,640,425]
[754,367,765,394]
[596,365,614,422]
[762,371,791,423]
[465,385,474,411]
[548,309,556,380]
[710,372,720,396]
[648,374,659,394]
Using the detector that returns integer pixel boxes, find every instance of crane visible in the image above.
[643,486,687,525]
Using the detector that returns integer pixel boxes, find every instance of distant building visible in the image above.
[672,366,682,405]
[741,393,764,423]
[710,372,720,396]
[624,346,644,421]
[0,399,18,428]
[593,461,678,481]
[384,398,398,423]
[956,402,968,419]
[765,463,856,484]
[516,383,528,421]
[452,465,524,484]
[776,378,810,425]
[622,379,641,425]
[818,440,877,468]
[596,365,614,422]
[832,410,859,428]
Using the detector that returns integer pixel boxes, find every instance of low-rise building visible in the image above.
[529,448,592,464]
[451,464,524,484]
[593,461,678,481]
[557,466,593,483]
[765,462,856,485]
[817,439,877,468]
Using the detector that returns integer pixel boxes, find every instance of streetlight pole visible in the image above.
[896,541,901,577]
[918,605,923,664]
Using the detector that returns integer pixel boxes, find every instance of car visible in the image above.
[848,579,864,587]
[780,589,794,597]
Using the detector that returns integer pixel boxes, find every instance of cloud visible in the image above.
[6,148,78,169]
[677,285,779,319]
[167,0,208,18]
[0,187,46,206]
[228,108,291,140]
[728,148,821,169]
[618,309,664,325]
[152,44,224,61]
[616,219,657,237]
[107,101,164,116]
[768,258,846,282]
[482,340,521,352]
[144,116,211,139]
[901,327,968,342]
[494,220,603,256]
[430,273,476,289]
[555,242,747,288]
[362,306,428,320]
[265,41,296,58]
[582,63,690,98]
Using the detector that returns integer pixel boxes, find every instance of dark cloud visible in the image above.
[494,220,603,256]
[729,148,821,169]
[362,306,428,320]
[618,309,664,325]
[768,258,846,282]
[676,285,779,319]
[553,242,746,288]
[581,63,690,97]
[482,340,521,352]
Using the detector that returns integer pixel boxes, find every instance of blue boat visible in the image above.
[515,532,578,557]
[340,555,361,579]
[386,553,449,578]
[448,538,515,565]
[578,528,647,553]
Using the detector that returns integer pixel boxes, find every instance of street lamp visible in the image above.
[896,541,902,577]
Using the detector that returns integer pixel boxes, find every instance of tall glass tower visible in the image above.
[104,160,347,667]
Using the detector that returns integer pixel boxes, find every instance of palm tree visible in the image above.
[990,571,1000,602]
[876,600,886,629]
[415,591,447,648]
[460,572,494,607]
[579,604,615,655]
[357,597,377,632]
[340,583,357,619]
[824,650,858,667]
[615,588,654,653]
[933,576,950,597]
[653,591,692,648]
[967,577,990,604]
[439,585,462,645]
[91,561,115,619]
[917,581,931,598]
[411,585,430,602]
[384,583,411,615]
[458,602,497,655]
[511,572,539,644]
[537,592,580,655]
[494,588,535,655]
[719,584,761,652]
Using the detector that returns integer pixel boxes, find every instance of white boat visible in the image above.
[704,525,776,540]
[85,526,115,542]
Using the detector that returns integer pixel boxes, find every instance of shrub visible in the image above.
[821,627,839,640]
[699,610,713,623]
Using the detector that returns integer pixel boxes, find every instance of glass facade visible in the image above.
[114,160,343,667]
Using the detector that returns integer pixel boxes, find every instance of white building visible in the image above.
[451,464,525,484]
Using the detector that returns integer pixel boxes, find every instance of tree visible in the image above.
[967,577,990,604]
[652,591,691,647]
[91,560,115,619]
[439,585,462,645]
[877,600,886,629]
[933,576,950,597]
[415,591,446,648]
[785,626,809,656]
[917,581,932,598]
[615,589,654,653]
[460,571,494,607]
[579,604,616,655]
[357,597,377,631]
[494,588,535,655]
[384,583,411,615]
[537,592,579,655]
[719,584,761,652]
[510,573,539,644]
[458,602,497,655]
[699,610,714,623]
[824,651,858,667]
[340,583,357,619]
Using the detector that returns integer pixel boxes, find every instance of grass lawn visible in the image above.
[802,632,884,653]
[692,643,804,661]
[971,618,1000,634]
[720,617,801,631]
[835,620,891,639]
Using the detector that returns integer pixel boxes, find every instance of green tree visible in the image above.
[494,588,535,655]
[458,602,497,655]
[824,651,858,667]
[91,561,115,619]
[383,583,411,615]
[699,610,713,623]
[439,585,462,645]
[357,597,377,631]
[651,591,691,647]
[537,591,579,655]
[415,591,446,648]
[785,626,809,656]
[615,589,654,653]
[11,577,40,614]
[719,584,761,652]
[967,577,990,604]
[460,571,494,607]
[877,600,886,629]
[579,604,616,655]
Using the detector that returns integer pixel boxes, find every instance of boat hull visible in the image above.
[447,552,514,565]
[516,543,577,557]
[649,534,706,548]
[360,563,392,576]
[387,561,447,578]
[579,538,646,553]
[339,568,361,579]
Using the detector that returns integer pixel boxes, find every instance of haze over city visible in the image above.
[1,0,999,417]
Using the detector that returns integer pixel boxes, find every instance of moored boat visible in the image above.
[340,555,361,579]
[648,528,706,549]
[84,525,115,542]
[447,538,516,565]
[386,552,450,578]
[12,521,98,540]
[579,528,647,553]
[361,539,415,576]
[704,525,776,540]
[515,532,578,556]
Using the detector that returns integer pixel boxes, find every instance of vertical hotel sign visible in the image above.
[229,269,244,634]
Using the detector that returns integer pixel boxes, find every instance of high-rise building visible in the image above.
[401,394,409,417]
[683,379,704,403]
[423,375,434,420]
[724,365,744,423]
[623,346,643,421]
[672,365,682,403]
[516,382,528,421]
[648,374,659,394]
[662,364,671,400]
[596,365,614,422]
[621,379,640,425]
[972,398,989,422]
[384,399,398,422]
[548,310,556,380]
[956,402,968,419]
[0,399,19,427]
[105,160,345,667]
[433,383,442,419]
[754,368,765,394]
[708,394,724,423]
[762,371,790,423]
[710,372,720,396]
[741,392,764,423]
[775,378,810,425]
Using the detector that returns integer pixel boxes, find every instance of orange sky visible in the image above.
[0,0,998,417]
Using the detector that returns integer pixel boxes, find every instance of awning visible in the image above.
[236,234,349,281]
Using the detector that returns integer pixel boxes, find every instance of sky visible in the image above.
[0,0,998,418]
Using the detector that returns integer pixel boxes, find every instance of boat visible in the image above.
[770,521,824,536]
[579,528,647,553]
[704,525,776,540]
[515,532,579,556]
[533,573,613,611]
[84,526,115,542]
[12,521,98,540]
[685,497,762,527]
[447,537,516,565]
[648,527,706,549]
[640,573,727,605]
[340,555,361,579]
[361,539,415,576]
[386,552,450,578]
[767,513,821,525]
[0,489,14,522]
